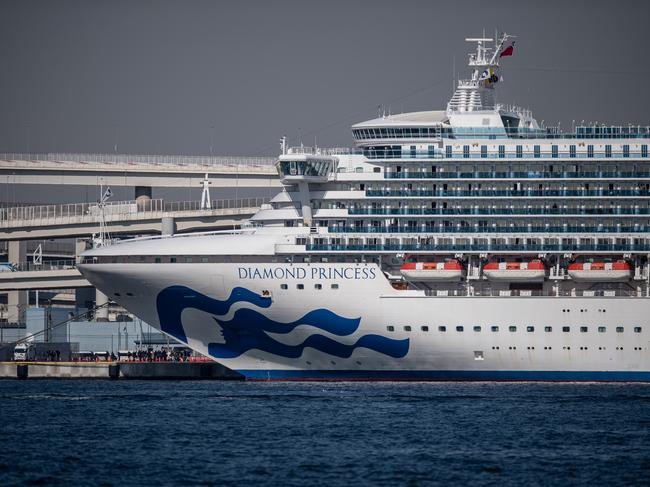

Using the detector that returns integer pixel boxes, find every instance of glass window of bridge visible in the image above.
[439,326,447,332]
[481,146,487,158]
[463,145,470,158]
[616,326,624,333]
[498,145,505,158]
[456,326,464,332]
[473,326,481,332]
[552,145,558,158]
[516,145,523,158]
[634,326,642,333]
[509,326,517,332]
[605,145,612,157]
[598,326,606,333]
[533,145,540,158]
[642,145,648,157]
[570,145,576,158]
[623,144,630,157]
[446,146,452,158]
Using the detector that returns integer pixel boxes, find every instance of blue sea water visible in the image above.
[1,381,649,486]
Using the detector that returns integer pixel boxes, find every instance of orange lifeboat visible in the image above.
[400,259,463,282]
[483,259,546,282]
[567,260,632,282]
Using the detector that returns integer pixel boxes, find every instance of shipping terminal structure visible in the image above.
[78,34,650,380]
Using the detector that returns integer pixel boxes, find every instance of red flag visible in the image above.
[500,41,515,58]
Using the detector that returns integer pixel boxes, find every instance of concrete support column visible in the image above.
[161,216,176,236]
[7,241,27,324]
[135,186,152,209]
[75,238,88,263]
[95,289,109,322]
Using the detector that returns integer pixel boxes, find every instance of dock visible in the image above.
[0,361,244,380]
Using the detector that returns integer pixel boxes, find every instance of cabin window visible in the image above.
[562,326,570,332]
[623,144,630,157]
[474,351,484,361]
[201,257,209,263]
[642,145,648,157]
[569,145,576,158]
[170,257,177,263]
[527,326,535,332]
[616,326,624,333]
[509,326,517,332]
[456,326,464,332]
[314,284,322,290]
[597,326,606,333]
[280,284,288,290]
[473,326,481,332]
[498,145,505,158]
[533,145,540,157]
[580,326,588,333]
[387,326,394,332]
[587,145,594,157]
[404,326,412,332]
[421,326,429,332]
[551,145,558,158]
[331,283,339,289]
[439,326,447,332]
[446,146,452,158]
[297,284,304,290]
[463,145,470,158]
[516,145,523,158]
[154,257,162,263]
[544,326,552,332]
[634,326,642,333]
[491,326,499,332]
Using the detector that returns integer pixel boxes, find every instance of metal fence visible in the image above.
[0,197,270,226]
[0,152,277,169]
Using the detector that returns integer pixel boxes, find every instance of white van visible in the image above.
[14,343,34,361]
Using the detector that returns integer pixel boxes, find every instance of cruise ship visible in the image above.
[79,34,650,380]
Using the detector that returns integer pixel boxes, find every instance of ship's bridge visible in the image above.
[276,148,337,183]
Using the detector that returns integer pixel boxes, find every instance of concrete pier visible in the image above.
[0,361,244,380]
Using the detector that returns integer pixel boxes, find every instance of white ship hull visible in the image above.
[78,234,650,381]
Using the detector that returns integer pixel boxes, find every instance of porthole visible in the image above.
[598,326,606,333]
[438,326,447,332]
[314,284,322,290]
[456,326,464,332]
[562,326,570,333]
[126,292,134,297]
[404,326,412,332]
[491,326,499,332]
[297,284,304,290]
[473,326,481,332]
[331,283,339,289]
[113,293,121,297]
[616,326,624,333]
[527,326,535,333]
[544,326,552,332]
[509,326,517,332]
[387,326,395,332]
[634,326,642,333]
[421,326,429,332]
[280,284,288,290]
[580,326,588,333]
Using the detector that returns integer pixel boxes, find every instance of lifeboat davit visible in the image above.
[567,260,632,282]
[400,259,463,281]
[483,259,546,282]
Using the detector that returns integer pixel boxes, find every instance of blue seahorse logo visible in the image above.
[156,286,409,360]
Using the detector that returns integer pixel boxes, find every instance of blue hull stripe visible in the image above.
[237,369,650,381]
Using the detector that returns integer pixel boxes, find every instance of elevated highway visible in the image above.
[0,197,268,240]
[0,152,281,188]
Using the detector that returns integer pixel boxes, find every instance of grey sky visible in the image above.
[1,0,649,158]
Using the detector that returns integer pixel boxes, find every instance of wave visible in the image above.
[156,286,272,342]
[156,285,409,360]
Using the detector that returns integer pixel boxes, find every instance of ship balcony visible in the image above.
[327,225,650,234]
[304,242,650,253]
[383,170,650,180]
[364,189,650,198]
[346,207,650,216]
